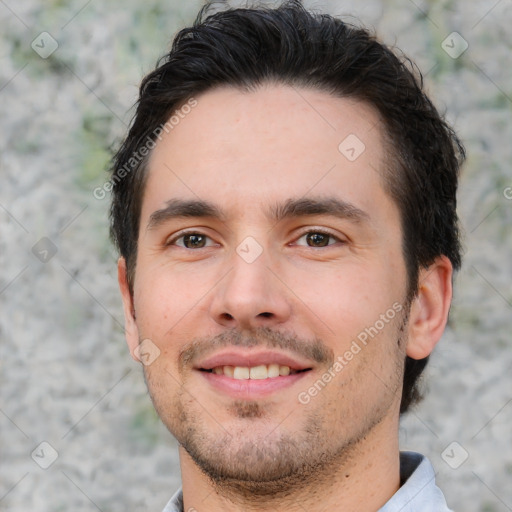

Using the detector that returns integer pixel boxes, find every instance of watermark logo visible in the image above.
[236,236,263,264]
[133,339,161,366]
[31,441,59,469]
[441,441,469,469]
[441,32,469,59]
[338,134,366,162]
[32,237,58,263]
[31,32,59,59]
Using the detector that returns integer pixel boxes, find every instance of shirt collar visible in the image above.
[378,451,453,511]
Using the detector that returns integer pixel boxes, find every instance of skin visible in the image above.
[118,84,453,512]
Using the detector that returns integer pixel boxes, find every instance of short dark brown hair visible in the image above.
[109,0,465,413]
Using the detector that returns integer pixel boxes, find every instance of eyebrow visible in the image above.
[147,198,226,230]
[266,197,369,224]
[146,196,369,230]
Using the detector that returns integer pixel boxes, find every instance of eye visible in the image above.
[167,232,216,249]
[294,230,342,248]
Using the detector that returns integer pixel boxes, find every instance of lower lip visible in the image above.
[198,370,310,400]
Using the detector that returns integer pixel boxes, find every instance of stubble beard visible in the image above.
[170,393,384,502]
[143,313,408,502]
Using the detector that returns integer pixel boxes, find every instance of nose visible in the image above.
[209,247,292,330]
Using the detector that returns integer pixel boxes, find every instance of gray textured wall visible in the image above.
[1,1,511,511]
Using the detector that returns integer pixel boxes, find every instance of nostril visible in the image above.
[259,312,273,318]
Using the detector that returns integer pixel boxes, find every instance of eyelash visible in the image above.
[166,228,345,249]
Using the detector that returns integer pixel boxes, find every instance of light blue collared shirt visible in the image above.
[162,451,452,512]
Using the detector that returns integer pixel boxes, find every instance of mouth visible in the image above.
[195,350,313,399]
[200,364,311,380]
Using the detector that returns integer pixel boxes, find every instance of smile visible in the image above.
[195,350,314,398]
[202,364,308,380]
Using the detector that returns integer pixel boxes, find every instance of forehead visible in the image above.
[142,84,394,227]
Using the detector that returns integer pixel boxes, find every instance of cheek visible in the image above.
[133,260,214,338]
[288,261,400,337]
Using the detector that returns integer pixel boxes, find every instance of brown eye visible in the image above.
[182,234,207,248]
[169,232,215,249]
[305,232,331,247]
[295,231,339,248]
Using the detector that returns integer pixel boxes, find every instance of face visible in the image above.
[121,84,413,490]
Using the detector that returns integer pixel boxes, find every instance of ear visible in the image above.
[117,257,140,361]
[406,255,453,360]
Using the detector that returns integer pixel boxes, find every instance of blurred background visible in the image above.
[0,1,511,510]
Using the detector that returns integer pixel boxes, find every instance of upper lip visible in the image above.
[196,350,314,371]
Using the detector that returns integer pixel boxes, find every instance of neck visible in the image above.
[179,413,401,512]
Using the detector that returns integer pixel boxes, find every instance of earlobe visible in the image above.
[406,256,453,360]
[117,257,140,361]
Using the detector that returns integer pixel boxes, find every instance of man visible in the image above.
[110,1,464,510]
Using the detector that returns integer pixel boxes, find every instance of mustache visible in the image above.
[178,326,334,372]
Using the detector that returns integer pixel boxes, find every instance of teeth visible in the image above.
[249,365,268,379]
[268,364,280,378]
[279,365,290,376]
[210,364,297,379]
[233,366,250,379]
[223,365,234,378]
